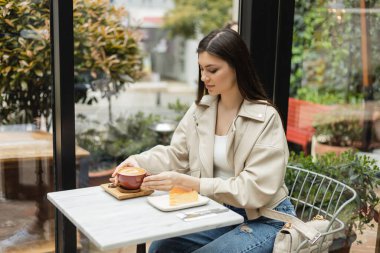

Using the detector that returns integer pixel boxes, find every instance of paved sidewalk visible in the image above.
[350,222,378,253]
[75,80,197,128]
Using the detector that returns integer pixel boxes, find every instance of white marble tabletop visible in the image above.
[47,187,244,251]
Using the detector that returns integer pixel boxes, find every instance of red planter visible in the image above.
[313,141,351,156]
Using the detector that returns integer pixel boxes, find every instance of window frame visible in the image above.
[51,1,295,252]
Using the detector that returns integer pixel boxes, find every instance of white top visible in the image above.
[214,135,233,179]
[47,187,243,251]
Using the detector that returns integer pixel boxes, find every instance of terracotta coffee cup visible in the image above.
[117,167,147,190]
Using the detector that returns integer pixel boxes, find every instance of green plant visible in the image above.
[167,99,190,121]
[0,0,142,129]
[75,114,112,171]
[313,106,363,147]
[288,150,380,238]
[295,86,363,105]
[76,100,188,171]
[73,0,143,109]
[163,0,233,39]
[76,112,161,171]
[291,0,380,103]
[0,0,51,127]
[104,112,161,163]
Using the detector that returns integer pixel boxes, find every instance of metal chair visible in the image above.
[285,165,357,252]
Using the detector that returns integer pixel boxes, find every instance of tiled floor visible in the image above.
[350,222,379,253]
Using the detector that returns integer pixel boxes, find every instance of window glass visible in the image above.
[0,0,56,251]
[73,0,236,251]
[288,1,380,251]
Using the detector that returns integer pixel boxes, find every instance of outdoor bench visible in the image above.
[286,97,333,154]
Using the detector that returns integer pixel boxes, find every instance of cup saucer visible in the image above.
[117,186,141,193]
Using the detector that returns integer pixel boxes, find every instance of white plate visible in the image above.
[147,194,209,211]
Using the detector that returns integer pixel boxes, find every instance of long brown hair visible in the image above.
[196,29,269,104]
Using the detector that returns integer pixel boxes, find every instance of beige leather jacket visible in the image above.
[132,95,289,220]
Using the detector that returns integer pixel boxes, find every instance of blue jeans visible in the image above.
[148,198,295,253]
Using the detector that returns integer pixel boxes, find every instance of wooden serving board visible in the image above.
[100,183,154,200]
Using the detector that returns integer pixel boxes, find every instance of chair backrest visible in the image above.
[285,165,357,236]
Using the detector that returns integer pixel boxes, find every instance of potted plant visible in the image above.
[163,0,233,39]
[0,0,142,129]
[75,99,189,186]
[312,105,364,156]
[288,150,380,252]
[0,0,51,128]
[73,0,143,122]
[76,112,162,186]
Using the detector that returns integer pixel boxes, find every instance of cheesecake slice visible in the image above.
[169,187,198,206]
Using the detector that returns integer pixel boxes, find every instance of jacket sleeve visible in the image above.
[130,103,196,175]
[199,108,289,209]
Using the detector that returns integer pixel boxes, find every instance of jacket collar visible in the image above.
[198,95,217,107]
[198,95,267,122]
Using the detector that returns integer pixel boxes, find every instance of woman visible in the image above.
[112,28,295,253]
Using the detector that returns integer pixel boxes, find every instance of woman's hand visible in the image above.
[141,171,200,192]
[141,171,183,191]
[110,157,140,186]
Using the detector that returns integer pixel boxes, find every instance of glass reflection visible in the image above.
[74,0,235,252]
[289,1,380,252]
[0,0,57,251]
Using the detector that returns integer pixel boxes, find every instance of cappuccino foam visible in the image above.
[119,167,146,176]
